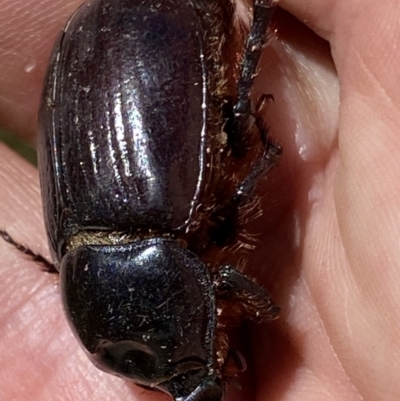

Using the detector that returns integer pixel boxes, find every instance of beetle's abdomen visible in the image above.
[40,0,206,248]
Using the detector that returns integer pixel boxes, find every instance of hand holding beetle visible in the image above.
[0,1,399,401]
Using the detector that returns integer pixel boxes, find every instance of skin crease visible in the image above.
[0,0,399,400]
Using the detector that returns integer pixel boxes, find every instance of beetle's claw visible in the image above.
[172,376,223,401]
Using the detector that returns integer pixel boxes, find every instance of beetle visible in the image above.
[4,0,281,400]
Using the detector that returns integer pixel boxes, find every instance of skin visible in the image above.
[0,0,399,400]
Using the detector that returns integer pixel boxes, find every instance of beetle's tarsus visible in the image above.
[219,348,247,382]
[0,230,57,273]
[233,0,276,119]
[228,0,277,158]
[234,136,282,206]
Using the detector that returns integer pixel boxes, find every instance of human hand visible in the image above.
[0,1,398,401]
[252,1,400,400]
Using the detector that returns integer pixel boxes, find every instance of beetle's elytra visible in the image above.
[37,0,281,400]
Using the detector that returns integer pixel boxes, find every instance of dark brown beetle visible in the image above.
[37,0,281,400]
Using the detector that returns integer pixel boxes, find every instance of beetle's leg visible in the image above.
[209,132,280,247]
[213,265,280,322]
[0,230,57,273]
[234,0,277,119]
[234,130,281,206]
[227,0,276,156]
[213,265,279,379]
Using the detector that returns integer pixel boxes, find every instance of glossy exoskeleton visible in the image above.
[37,0,281,400]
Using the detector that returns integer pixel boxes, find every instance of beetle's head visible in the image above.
[60,238,222,401]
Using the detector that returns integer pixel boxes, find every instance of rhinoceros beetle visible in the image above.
[3,0,282,400]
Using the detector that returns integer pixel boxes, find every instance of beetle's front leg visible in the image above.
[212,265,279,380]
[213,265,280,322]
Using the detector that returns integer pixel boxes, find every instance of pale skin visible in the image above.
[0,0,399,400]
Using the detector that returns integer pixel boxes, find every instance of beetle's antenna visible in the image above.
[0,230,57,273]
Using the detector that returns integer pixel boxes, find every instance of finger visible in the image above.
[334,1,400,399]
[0,0,82,140]
[278,0,337,39]
[241,6,348,400]
[279,0,400,113]
[277,0,400,399]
